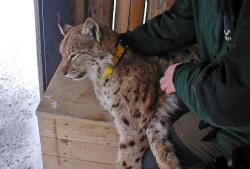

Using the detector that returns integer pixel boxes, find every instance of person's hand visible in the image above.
[160,63,182,94]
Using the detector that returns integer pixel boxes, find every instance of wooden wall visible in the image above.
[72,0,175,33]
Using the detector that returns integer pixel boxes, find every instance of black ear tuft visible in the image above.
[90,25,97,39]
[81,17,101,42]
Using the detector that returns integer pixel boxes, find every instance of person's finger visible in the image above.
[164,68,171,75]
[160,75,168,84]
[166,84,176,94]
[160,77,166,84]
[166,88,173,95]
[160,84,166,91]
[160,81,168,91]
[164,70,169,75]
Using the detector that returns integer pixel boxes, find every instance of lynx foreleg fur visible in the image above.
[146,118,180,169]
[114,116,149,169]
[145,95,183,169]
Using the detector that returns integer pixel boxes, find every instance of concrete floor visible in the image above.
[0,1,43,169]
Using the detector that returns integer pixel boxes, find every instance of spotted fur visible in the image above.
[59,18,197,169]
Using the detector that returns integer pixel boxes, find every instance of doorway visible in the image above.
[0,1,42,169]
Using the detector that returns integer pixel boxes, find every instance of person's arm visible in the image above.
[173,4,250,127]
[121,0,196,55]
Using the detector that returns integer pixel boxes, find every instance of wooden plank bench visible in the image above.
[36,68,118,169]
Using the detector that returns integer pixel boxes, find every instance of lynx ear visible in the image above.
[81,17,101,42]
[58,23,73,36]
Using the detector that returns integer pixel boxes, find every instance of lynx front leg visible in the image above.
[115,119,149,169]
[146,119,180,169]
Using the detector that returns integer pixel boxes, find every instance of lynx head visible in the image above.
[59,18,117,81]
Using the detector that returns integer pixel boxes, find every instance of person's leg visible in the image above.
[172,112,226,166]
[142,148,159,169]
[142,112,226,169]
[142,130,203,169]
[142,148,203,169]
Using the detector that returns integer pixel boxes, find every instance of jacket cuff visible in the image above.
[173,63,188,87]
[172,62,201,112]
[173,62,198,91]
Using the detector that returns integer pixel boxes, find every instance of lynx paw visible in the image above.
[117,160,141,169]
[156,150,180,169]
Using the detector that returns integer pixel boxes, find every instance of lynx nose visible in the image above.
[61,62,70,75]
[61,67,68,75]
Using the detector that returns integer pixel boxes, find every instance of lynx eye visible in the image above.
[68,52,80,61]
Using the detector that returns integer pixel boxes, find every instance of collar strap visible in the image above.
[112,43,126,65]
[101,42,126,78]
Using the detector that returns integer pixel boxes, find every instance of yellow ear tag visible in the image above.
[102,65,113,78]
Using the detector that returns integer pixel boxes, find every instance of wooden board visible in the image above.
[89,0,114,28]
[72,0,114,27]
[115,0,130,33]
[128,0,145,31]
[41,136,118,164]
[37,68,113,122]
[38,113,118,145]
[43,155,114,169]
[37,67,119,168]
[115,0,145,33]
[71,0,88,25]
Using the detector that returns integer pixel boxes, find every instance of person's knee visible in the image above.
[142,148,159,169]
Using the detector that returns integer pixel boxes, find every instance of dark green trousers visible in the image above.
[143,113,226,169]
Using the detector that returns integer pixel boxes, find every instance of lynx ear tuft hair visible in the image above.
[58,23,73,36]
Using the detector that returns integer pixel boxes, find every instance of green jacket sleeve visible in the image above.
[128,0,196,55]
[173,9,250,128]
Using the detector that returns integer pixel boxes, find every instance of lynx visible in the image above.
[59,18,196,169]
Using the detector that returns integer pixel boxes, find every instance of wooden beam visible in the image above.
[71,0,89,25]
[128,0,145,31]
[42,155,114,169]
[89,0,114,28]
[115,0,130,33]
[72,0,114,27]
[115,0,146,33]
